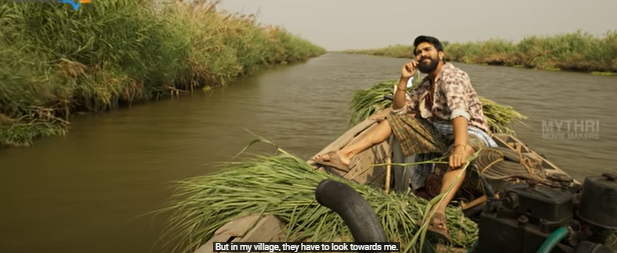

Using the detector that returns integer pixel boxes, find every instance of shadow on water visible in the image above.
[0,53,615,253]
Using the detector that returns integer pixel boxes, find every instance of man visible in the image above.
[312,35,497,243]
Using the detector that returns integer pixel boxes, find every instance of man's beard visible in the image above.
[418,57,439,73]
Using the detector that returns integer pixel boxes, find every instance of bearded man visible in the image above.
[312,35,497,243]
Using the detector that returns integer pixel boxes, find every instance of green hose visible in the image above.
[536,226,569,253]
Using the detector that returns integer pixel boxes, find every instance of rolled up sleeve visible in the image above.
[391,90,420,115]
[443,76,470,121]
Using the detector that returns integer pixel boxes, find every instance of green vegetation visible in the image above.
[343,30,617,74]
[160,149,478,253]
[0,0,326,147]
[349,79,527,135]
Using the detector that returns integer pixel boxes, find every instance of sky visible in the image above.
[215,0,617,51]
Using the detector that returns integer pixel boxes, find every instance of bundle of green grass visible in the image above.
[161,151,478,253]
[349,79,527,135]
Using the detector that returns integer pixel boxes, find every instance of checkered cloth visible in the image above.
[386,114,498,190]
[432,122,498,148]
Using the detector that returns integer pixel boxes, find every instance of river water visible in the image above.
[0,53,615,253]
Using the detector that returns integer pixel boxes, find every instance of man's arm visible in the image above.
[391,78,420,116]
[392,78,409,110]
[444,76,471,146]
[452,117,468,147]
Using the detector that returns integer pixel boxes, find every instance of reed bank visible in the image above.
[0,0,327,148]
[343,30,617,75]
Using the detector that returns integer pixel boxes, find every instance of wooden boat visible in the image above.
[193,107,580,253]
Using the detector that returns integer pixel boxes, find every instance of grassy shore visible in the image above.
[0,0,326,148]
[342,30,617,75]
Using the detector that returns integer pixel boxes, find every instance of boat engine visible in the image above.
[475,173,617,253]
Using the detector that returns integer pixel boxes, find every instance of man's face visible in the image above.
[414,42,443,73]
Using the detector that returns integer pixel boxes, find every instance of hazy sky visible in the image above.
[216,0,617,51]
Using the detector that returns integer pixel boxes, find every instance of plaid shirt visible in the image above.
[392,63,492,135]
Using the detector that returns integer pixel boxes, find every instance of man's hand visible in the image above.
[400,60,418,81]
[393,60,417,110]
[449,144,472,170]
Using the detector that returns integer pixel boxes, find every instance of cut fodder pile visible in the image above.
[349,79,527,135]
[160,152,479,253]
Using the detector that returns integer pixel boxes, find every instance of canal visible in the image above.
[0,53,615,253]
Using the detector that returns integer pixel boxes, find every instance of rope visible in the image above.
[479,156,503,174]
[472,147,549,183]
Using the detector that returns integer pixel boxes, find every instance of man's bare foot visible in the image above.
[312,151,352,169]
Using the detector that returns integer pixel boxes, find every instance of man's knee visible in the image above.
[467,136,489,151]
[380,118,391,127]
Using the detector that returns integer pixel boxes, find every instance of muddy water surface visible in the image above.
[1,53,615,253]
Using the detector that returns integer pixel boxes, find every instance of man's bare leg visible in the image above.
[312,120,393,166]
[427,144,476,237]
[434,167,467,214]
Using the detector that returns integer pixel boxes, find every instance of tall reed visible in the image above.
[0,0,326,147]
[342,30,617,74]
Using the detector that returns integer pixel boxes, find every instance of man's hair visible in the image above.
[413,35,444,53]
[413,35,446,62]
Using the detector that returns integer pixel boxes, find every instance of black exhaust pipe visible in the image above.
[315,179,388,247]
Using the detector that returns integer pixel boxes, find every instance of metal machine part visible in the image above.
[476,182,575,253]
[475,173,617,253]
[314,173,617,253]
[574,241,617,253]
[577,174,617,230]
